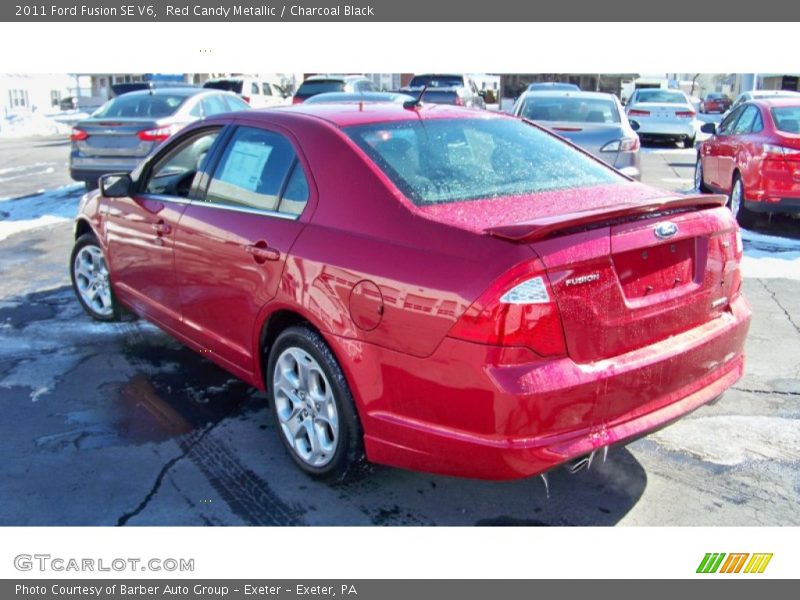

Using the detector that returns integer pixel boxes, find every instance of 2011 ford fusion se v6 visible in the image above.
[70,102,751,481]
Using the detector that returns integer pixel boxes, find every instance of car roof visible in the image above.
[753,97,800,108]
[267,102,506,127]
[303,74,367,83]
[304,92,415,104]
[113,87,210,98]
[520,90,617,101]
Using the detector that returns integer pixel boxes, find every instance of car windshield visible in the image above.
[92,94,187,118]
[204,80,244,94]
[297,80,346,96]
[408,75,464,88]
[707,93,725,99]
[345,118,623,206]
[635,90,687,103]
[520,96,620,124]
[771,107,800,133]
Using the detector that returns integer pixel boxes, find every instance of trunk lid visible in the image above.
[74,118,164,158]
[487,194,740,363]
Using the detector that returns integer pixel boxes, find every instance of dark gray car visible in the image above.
[399,73,487,109]
[512,90,641,180]
[69,88,250,190]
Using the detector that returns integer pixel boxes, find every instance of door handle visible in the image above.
[245,243,280,262]
[152,221,171,235]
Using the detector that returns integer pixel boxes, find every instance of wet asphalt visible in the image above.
[0,135,797,526]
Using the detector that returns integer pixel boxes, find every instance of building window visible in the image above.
[51,90,62,107]
[8,89,30,109]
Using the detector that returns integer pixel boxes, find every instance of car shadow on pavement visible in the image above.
[0,285,647,527]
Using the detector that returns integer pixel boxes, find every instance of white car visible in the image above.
[202,76,290,109]
[625,88,697,148]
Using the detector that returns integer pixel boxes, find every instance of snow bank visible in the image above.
[740,227,800,281]
[0,184,83,241]
[0,113,72,138]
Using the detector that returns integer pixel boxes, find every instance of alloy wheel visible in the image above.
[73,245,113,318]
[273,347,339,467]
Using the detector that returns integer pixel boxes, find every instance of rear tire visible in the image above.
[729,174,756,229]
[267,325,366,482]
[70,233,122,322]
[84,180,98,192]
[683,135,696,149]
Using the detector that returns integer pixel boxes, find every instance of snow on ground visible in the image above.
[0,113,72,138]
[0,184,83,242]
[741,227,800,281]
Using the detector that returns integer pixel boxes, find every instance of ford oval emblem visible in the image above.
[654,222,678,239]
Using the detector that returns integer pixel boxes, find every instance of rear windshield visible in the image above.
[771,107,800,133]
[296,80,346,97]
[408,75,464,88]
[93,94,187,118]
[520,96,620,123]
[345,118,623,206]
[204,80,244,94]
[706,93,726,99]
[634,90,687,104]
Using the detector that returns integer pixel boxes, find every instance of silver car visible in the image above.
[512,90,641,180]
[625,88,697,148]
[69,88,250,190]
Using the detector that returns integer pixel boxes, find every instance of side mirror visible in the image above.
[100,173,132,197]
[700,122,717,135]
[478,89,487,98]
[629,120,640,132]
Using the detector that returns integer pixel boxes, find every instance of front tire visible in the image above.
[267,325,365,481]
[70,233,122,322]
[694,155,710,193]
[729,174,756,229]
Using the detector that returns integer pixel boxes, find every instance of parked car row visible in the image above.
[70,96,751,483]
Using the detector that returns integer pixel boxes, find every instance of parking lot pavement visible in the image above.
[0,136,798,526]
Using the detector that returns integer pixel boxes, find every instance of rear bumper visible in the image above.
[338,294,751,480]
[745,198,800,214]
[633,120,695,138]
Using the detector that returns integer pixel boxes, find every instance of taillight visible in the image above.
[600,136,640,153]
[763,143,800,160]
[675,110,696,118]
[70,128,88,142]
[137,125,180,142]
[242,96,251,104]
[448,260,567,357]
[453,96,464,106]
[627,109,650,117]
[292,96,304,104]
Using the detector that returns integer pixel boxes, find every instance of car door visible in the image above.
[702,105,743,188]
[718,104,759,191]
[173,121,313,378]
[105,127,223,331]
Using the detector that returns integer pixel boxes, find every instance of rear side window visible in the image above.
[345,118,622,206]
[296,80,346,98]
[772,106,800,133]
[93,94,186,118]
[520,96,620,123]
[224,95,250,111]
[201,94,230,116]
[251,82,260,95]
[205,127,305,215]
[262,83,273,96]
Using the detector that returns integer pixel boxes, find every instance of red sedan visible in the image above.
[700,93,731,114]
[696,98,800,226]
[71,103,751,481]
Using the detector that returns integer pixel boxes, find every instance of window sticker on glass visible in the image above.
[218,141,273,192]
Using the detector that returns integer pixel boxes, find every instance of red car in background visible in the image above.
[700,93,732,114]
[695,98,800,226]
[71,103,751,482]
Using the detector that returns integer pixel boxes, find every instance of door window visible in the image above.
[262,82,273,96]
[201,94,229,116]
[717,106,744,135]
[732,105,758,135]
[205,126,307,215]
[143,129,220,197]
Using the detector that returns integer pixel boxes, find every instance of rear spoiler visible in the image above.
[485,194,728,242]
